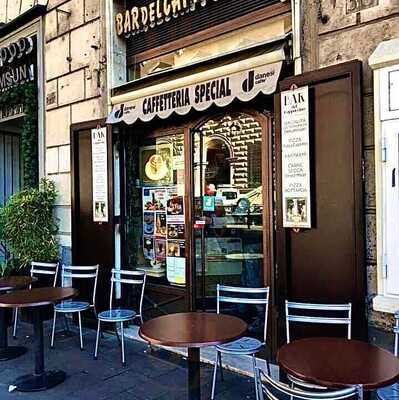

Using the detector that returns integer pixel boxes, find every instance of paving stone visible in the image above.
[0,322,255,400]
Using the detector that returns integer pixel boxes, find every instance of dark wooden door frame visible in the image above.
[70,118,115,313]
[273,60,366,353]
[187,110,274,316]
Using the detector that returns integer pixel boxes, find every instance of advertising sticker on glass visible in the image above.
[140,144,173,186]
[281,86,311,228]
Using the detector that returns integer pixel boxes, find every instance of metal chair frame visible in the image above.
[94,269,146,365]
[256,368,363,400]
[13,261,59,338]
[377,312,399,400]
[285,301,352,390]
[211,284,270,400]
[51,264,99,351]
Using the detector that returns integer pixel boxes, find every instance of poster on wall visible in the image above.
[281,86,311,228]
[91,127,108,222]
[167,241,186,285]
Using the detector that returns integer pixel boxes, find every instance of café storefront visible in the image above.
[71,0,366,354]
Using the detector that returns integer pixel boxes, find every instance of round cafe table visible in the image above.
[139,312,247,400]
[0,276,37,361]
[277,337,399,390]
[0,287,77,391]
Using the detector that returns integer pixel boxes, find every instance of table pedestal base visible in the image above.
[0,346,27,361]
[13,370,66,392]
[188,348,200,400]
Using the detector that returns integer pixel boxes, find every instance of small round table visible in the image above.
[0,287,77,391]
[277,337,399,390]
[0,276,36,361]
[139,312,247,400]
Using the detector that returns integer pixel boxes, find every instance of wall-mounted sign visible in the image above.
[91,127,109,222]
[0,103,25,123]
[281,86,311,229]
[0,36,36,92]
[116,0,220,37]
[108,61,282,125]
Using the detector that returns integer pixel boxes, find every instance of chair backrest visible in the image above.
[61,265,99,306]
[393,311,399,357]
[256,368,362,400]
[216,284,270,343]
[110,269,146,318]
[30,261,59,287]
[285,301,352,343]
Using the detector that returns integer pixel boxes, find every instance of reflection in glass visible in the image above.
[193,113,264,337]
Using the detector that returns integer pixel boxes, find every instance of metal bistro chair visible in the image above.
[377,311,399,400]
[211,284,270,400]
[51,265,99,350]
[285,301,352,390]
[256,367,363,400]
[13,261,59,339]
[94,269,146,365]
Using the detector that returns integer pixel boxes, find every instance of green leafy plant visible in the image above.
[0,179,59,270]
[0,81,38,188]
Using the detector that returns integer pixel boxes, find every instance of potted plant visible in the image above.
[0,178,60,275]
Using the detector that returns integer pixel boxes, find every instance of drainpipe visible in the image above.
[291,0,302,75]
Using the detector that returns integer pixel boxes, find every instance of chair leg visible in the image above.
[218,351,224,381]
[252,354,259,400]
[13,308,18,339]
[50,310,57,348]
[120,321,126,366]
[211,351,219,400]
[94,320,101,360]
[78,311,84,350]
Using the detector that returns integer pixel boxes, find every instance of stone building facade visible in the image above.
[2,0,399,340]
[300,0,399,335]
[0,0,109,265]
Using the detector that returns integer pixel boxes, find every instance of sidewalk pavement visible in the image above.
[0,321,258,400]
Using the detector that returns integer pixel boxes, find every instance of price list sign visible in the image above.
[281,86,311,229]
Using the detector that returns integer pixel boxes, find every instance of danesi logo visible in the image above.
[242,70,255,93]
[114,104,124,119]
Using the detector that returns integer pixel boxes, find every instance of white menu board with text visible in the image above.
[91,127,108,222]
[281,86,311,228]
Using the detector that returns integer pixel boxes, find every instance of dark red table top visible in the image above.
[0,276,37,292]
[277,337,399,390]
[139,312,247,348]
[0,287,77,308]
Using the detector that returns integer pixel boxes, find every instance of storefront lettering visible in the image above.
[0,63,35,92]
[142,77,232,115]
[0,37,34,67]
[116,0,219,36]
[194,78,231,103]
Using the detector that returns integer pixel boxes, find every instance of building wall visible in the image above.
[0,0,108,264]
[301,0,399,333]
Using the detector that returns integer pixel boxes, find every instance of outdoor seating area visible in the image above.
[1,266,399,400]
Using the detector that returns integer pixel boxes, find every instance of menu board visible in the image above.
[91,127,108,222]
[281,86,311,229]
[142,186,186,285]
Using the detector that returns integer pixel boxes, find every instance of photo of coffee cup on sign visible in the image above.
[140,144,173,186]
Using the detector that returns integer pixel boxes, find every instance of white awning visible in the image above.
[107,45,285,125]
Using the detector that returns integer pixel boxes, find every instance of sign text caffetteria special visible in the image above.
[115,0,220,36]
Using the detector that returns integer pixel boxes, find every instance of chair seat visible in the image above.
[216,337,263,354]
[55,301,90,313]
[98,309,136,322]
[378,383,399,400]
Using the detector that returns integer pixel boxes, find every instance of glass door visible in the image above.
[192,113,265,313]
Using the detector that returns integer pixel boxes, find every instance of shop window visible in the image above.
[126,132,186,287]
